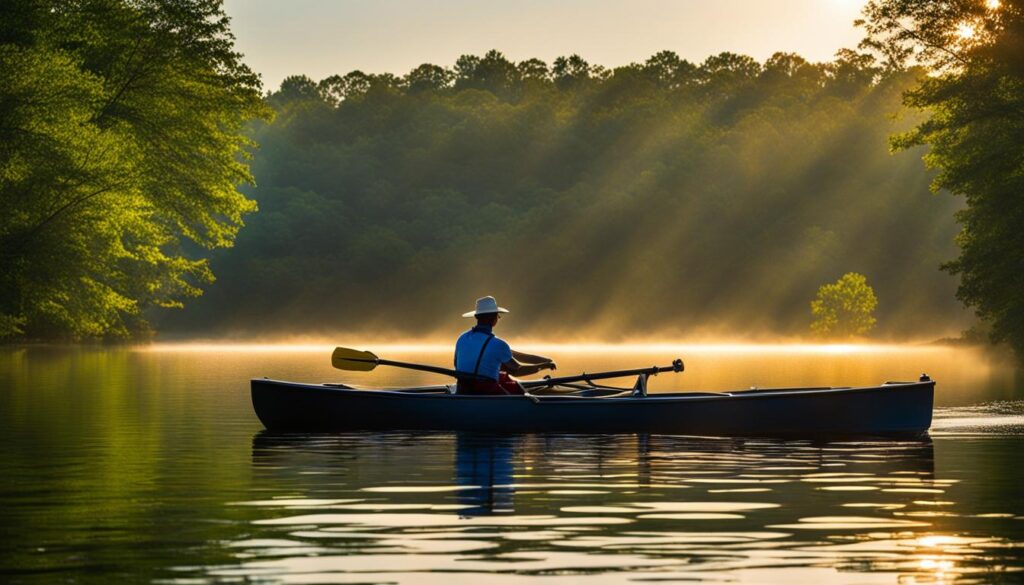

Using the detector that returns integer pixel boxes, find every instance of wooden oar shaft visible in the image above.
[334,346,683,388]
[521,360,684,389]
[376,358,467,379]
[359,358,491,382]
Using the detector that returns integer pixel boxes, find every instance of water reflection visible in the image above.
[228,431,1024,584]
[3,346,1024,584]
[454,433,517,516]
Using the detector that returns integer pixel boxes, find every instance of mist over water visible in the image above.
[145,340,1020,405]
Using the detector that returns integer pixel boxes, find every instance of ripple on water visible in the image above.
[636,513,746,520]
[769,516,932,530]
[550,531,794,548]
[256,513,635,528]
[561,502,779,515]
[932,402,1024,435]
[8,345,1024,585]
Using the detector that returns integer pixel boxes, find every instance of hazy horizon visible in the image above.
[225,0,866,90]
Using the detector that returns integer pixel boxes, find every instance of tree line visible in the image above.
[4,0,1020,360]
[160,47,966,340]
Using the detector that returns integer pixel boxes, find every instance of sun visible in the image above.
[956,22,977,39]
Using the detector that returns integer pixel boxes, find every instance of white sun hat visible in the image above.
[462,296,510,318]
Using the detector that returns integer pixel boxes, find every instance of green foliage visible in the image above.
[0,0,270,340]
[810,273,879,338]
[860,0,1024,359]
[165,49,965,338]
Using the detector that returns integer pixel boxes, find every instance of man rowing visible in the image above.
[455,296,556,395]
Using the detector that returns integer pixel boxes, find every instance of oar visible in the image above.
[332,347,683,391]
[331,347,492,381]
[520,359,684,389]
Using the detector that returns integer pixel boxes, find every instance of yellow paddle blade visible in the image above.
[331,347,379,371]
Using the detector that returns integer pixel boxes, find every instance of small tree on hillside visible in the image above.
[810,273,878,338]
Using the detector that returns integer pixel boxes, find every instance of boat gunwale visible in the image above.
[251,378,934,404]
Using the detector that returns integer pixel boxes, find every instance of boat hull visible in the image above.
[250,379,934,438]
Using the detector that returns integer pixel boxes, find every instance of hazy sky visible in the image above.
[224,0,867,92]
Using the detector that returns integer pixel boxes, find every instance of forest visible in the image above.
[4,0,1021,354]
[160,49,965,340]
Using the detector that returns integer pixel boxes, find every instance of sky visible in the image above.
[224,0,868,92]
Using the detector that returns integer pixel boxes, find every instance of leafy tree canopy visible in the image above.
[810,272,879,338]
[0,0,270,339]
[860,0,1024,359]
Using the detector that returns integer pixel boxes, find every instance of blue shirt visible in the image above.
[454,326,513,381]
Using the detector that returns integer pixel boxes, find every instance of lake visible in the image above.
[1,343,1023,584]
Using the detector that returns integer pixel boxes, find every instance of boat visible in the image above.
[250,373,934,437]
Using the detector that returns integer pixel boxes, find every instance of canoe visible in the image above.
[250,375,934,437]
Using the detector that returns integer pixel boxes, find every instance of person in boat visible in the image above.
[455,296,556,395]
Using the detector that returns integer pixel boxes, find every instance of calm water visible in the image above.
[2,344,1024,584]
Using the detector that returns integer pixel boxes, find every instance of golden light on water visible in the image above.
[146,343,335,353]
[917,535,960,548]
[144,341,950,355]
[909,536,966,582]
[917,557,954,569]
[918,558,955,570]
[986,0,1001,10]
[519,342,932,355]
[137,340,1000,399]
[917,557,957,581]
